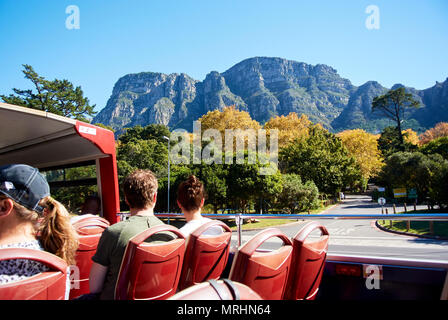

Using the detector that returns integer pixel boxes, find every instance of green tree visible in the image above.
[372,87,420,147]
[420,136,448,160]
[1,64,96,121]
[378,152,448,205]
[119,124,171,145]
[190,162,228,213]
[225,151,283,213]
[280,126,361,196]
[377,126,418,158]
[428,162,448,209]
[275,174,320,214]
[117,139,168,181]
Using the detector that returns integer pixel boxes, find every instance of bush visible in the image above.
[275,174,320,214]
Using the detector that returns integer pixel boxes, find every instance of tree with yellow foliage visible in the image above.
[336,129,383,182]
[197,106,262,155]
[198,105,261,133]
[264,112,312,148]
[402,129,419,145]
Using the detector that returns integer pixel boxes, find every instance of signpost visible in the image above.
[408,188,417,200]
[393,188,407,198]
[378,197,386,214]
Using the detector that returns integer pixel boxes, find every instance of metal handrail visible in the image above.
[148,213,448,221]
[116,212,448,247]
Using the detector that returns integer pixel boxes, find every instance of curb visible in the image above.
[375,220,448,241]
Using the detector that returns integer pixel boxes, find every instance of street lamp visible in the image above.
[163,136,170,214]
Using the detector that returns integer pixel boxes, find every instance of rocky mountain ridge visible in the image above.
[93,57,448,134]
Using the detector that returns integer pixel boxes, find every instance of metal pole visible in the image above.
[163,136,171,221]
[237,213,242,247]
[167,139,170,214]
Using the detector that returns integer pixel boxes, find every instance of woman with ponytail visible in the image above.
[177,175,222,237]
[0,164,78,291]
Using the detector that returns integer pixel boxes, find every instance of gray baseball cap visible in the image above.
[0,164,50,213]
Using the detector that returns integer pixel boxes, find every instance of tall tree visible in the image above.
[371,87,420,148]
[1,64,96,121]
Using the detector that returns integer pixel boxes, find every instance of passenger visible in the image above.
[0,164,78,295]
[177,175,223,238]
[70,195,101,224]
[89,169,173,300]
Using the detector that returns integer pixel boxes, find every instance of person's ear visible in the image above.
[200,198,205,208]
[153,192,157,205]
[0,198,14,218]
[177,200,183,210]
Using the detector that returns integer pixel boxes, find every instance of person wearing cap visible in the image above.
[88,169,174,300]
[0,164,78,291]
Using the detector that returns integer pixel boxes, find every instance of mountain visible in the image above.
[93,57,448,134]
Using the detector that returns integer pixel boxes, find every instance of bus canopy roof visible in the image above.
[0,103,114,169]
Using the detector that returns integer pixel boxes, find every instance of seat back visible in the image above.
[229,228,293,300]
[0,248,67,300]
[284,221,329,300]
[115,225,186,300]
[178,220,232,290]
[69,216,110,299]
[169,279,262,300]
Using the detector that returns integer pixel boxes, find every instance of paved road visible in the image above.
[232,194,448,261]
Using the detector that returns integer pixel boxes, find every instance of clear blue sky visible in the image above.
[1,0,447,114]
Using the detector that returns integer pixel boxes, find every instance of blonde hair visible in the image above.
[1,195,79,266]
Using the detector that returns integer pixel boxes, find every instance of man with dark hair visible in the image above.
[89,169,172,300]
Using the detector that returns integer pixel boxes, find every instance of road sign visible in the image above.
[393,188,407,198]
[378,197,386,206]
[408,188,417,199]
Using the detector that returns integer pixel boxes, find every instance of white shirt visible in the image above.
[180,218,223,238]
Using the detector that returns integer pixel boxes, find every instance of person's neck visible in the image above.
[184,209,202,222]
[130,207,154,217]
[0,220,36,246]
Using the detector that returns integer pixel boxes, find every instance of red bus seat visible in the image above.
[0,248,68,300]
[114,225,186,300]
[178,220,232,290]
[69,216,110,299]
[229,228,293,300]
[169,279,262,300]
[284,221,329,300]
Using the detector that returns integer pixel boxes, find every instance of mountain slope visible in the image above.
[92,57,447,134]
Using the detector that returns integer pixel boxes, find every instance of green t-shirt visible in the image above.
[92,215,174,300]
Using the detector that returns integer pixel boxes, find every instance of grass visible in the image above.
[377,209,448,238]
